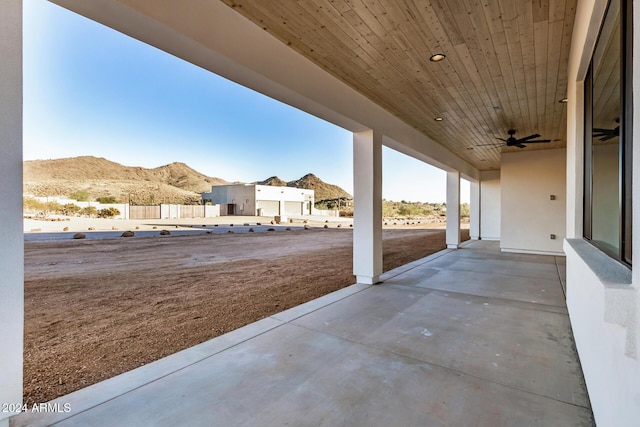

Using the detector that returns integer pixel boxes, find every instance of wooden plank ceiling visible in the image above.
[220,0,577,171]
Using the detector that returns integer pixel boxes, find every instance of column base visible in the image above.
[356,275,381,285]
[447,244,459,249]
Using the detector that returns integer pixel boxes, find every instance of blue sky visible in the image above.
[23,0,469,203]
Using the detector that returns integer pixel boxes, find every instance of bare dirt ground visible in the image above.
[24,225,469,405]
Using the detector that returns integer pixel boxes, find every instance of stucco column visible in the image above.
[353,130,382,284]
[446,171,461,248]
[470,180,480,240]
[0,1,23,425]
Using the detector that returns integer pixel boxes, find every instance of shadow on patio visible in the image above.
[12,240,593,426]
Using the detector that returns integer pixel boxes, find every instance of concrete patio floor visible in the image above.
[12,240,593,426]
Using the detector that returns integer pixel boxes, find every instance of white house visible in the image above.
[201,184,314,217]
[2,0,640,425]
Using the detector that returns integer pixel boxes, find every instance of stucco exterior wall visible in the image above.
[202,184,256,215]
[479,170,501,241]
[565,240,639,426]
[255,185,314,204]
[501,149,566,255]
[202,185,313,216]
[564,0,640,425]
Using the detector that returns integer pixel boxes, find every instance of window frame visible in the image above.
[583,0,633,267]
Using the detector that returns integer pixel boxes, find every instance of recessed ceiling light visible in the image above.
[559,98,568,103]
[434,117,444,121]
[429,53,446,62]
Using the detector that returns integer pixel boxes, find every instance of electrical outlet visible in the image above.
[550,195,556,200]
[550,234,556,240]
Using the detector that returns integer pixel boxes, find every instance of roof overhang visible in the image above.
[48,1,575,180]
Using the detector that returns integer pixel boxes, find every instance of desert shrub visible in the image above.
[69,189,90,202]
[420,204,435,216]
[23,198,66,216]
[382,201,396,217]
[23,197,45,212]
[339,208,354,217]
[61,203,82,216]
[96,196,118,204]
[184,197,202,205]
[98,207,121,218]
[460,203,470,218]
[80,206,98,218]
[397,204,421,216]
[44,201,63,214]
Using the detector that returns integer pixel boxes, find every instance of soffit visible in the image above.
[220,0,577,171]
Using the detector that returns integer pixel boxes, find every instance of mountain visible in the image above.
[23,156,351,205]
[257,176,288,186]
[24,156,227,205]
[151,162,228,192]
[286,173,351,201]
[257,173,351,202]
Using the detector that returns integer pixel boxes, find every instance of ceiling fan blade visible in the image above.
[592,127,619,141]
[593,127,619,133]
[518,134,541,142]
[515,143,526,148]
[475,143,504,147]
[522,139,551,143]
[598,135,617,141]
[496,137,508,142]
[518,139,551,144]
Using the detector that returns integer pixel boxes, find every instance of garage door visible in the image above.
[256,200,279,216]
[284,201,302,216]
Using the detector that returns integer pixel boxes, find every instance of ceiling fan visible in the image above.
[593,117,620,141]
[593,126,619,141]
[476,129,551,149]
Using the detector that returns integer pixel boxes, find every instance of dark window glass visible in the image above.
[591,0,621,255]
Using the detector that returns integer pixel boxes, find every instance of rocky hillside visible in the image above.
[257,176,288,186]
[286,173,351,201]
[257,173,351,202]
[24,156,351,204]
[24,156,227,205]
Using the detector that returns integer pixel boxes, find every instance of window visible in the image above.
[584,0,633,266]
